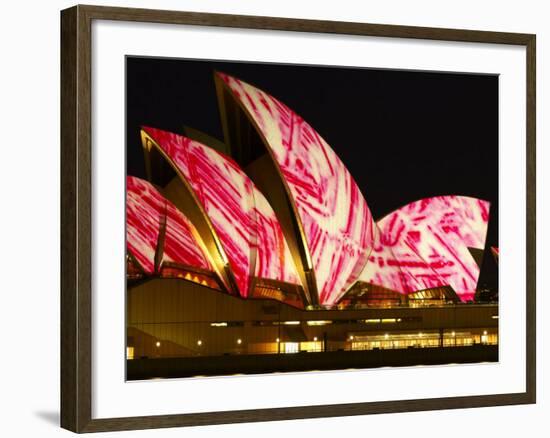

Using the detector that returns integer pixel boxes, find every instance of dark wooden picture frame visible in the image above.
[61,4,536,433]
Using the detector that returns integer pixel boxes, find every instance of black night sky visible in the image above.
[126,56,499,293]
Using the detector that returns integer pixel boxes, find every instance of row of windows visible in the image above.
[127,325,498,359]
[246,317,423,327]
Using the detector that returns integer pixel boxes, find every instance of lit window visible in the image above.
[284,342,299,353]
[307,320,332,326]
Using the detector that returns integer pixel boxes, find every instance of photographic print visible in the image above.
[125,57,499,381]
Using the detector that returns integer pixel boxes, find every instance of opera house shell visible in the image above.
[127,72,491,310]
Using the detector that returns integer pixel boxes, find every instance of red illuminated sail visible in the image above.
[126,176,163,274]
[365,196,490,302]
[126,176,211,274]
[217,72,375,305]
[358,224,447,294]
[143,127,256,297]
[253,187,302,286]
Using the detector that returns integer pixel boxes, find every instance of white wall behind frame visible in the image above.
[0,1,545,438]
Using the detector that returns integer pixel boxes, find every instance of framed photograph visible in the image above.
[60,4,536,433]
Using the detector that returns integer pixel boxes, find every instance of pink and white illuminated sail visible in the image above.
[126,176,211,274]
[126,176,163,274]
[217,72,375,305]
[162,201,212,271]
[253,187,302,286]
[357,224,447,294]
[373,196,490,302]
[143,127,257,298]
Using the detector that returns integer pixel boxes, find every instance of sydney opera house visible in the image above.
[126,72,498,379]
